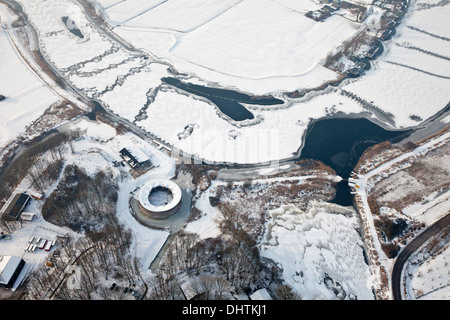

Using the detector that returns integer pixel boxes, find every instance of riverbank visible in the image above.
[349,125,450,300]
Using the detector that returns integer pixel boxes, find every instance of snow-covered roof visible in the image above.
[180,280,202,300]
[21,212,36,221]
[139,179,182,213]
[0,256,23,285]
[121,146,150,164]
[250,288,272,300]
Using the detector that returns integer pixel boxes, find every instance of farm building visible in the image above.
[1,193,31,221]
[347,61,368,77]
[0,256,26,290]
[119,146,150,168]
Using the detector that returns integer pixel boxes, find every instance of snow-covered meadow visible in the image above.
[17,0,112,70]
[99,0,360,94]
[8,0,449,167]
[341,0,450,128]
[93,0,450,164]
[0,4,60,149]
[137,89,366,164]
[406,241,450,300]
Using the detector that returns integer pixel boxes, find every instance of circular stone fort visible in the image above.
[138,179,182,219]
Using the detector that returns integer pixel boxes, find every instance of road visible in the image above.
[4,0,450,301]
[1,0,280,171]
[349,128,450,300]
[391,213,450,300]
[1,0,93,107]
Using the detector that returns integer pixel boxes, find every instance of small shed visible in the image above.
[20,212,36,222]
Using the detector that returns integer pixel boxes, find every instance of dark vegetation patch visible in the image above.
[42,164,118,233]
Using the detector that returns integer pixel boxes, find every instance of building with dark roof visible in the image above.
[0,256,26,289]
[119,147,150,168]
[1,193,31,221]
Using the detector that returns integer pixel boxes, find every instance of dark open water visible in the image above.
[162,77,284,121]
[299,117,412,206]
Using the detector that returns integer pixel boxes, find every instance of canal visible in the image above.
[162,77,284,121]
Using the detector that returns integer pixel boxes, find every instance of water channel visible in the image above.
[162,77,284,121]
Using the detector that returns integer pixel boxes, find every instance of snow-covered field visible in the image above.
[407,242,450,300]
[99,0,449,164]
[341,0,450,128]
[8,0,449,166]
[12,0,177,124]
[17,0,112,70]
[99,0,359,94]
[0,4,60,149]
[137,89,365,164]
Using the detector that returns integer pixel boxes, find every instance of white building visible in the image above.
[0,256,27,290]
[249,288,273,300]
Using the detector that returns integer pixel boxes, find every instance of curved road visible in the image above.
[391,213,450,300]
[5,0,450,301]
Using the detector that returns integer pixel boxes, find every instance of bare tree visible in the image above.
[275,284,301,300]
[197,274,216,300]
